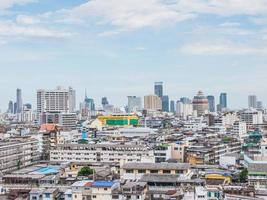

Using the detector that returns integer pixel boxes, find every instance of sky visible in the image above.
[0,0,267,111]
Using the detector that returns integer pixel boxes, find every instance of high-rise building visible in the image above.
[68,87,76,112]
[127,96,142,113]
[180,97,191,104]
[192,91,209,116]
[154,82,163,98]
[170,100,175,113]
[219,93,227,109]
[37,86,75,114]
[248,95,257,108]
[8,100,13,113]
[14,102,17,114]
[144,95,162,111]
[257,101,263,110]
[16,88,22,113]
[176,101,193,119]
[101,97,109,108]
[162,95,169,112]
[207,95,215,112]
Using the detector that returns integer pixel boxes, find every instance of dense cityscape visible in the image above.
[0,82,266,200]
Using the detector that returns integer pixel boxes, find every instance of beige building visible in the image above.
[144,95,162,111]
[192,91,209,116]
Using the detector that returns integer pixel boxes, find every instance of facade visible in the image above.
[37,86,76,114]
[121,162,190,181]
[220,93,227,109]
[127,96,142,113]
[59,113,77,130]
[144,95,162,111]
[170,100,175,113]
[207,95,215,112]
[154,82,163,98]
[0,137,40,173]
[239,109,263,127]
[248,95,257,109]
[16,88,23,113]
[50,144,155,164]
[162,95,169,112]
[192,91,209,116]
[8,100,13,113]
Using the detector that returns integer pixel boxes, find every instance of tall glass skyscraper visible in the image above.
[207,95,215,112]
[154,82,163,98]
[162,95,169,112]
[16,88,22,113]
[219,93,227,109]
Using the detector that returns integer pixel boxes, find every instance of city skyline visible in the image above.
[0,1,267,110]
[2,84,265,112]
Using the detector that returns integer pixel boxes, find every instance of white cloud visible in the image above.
[180,41,267,56]
[0,0,36,10]
[0,21,72,39]
[62,0,196,30]
[16,15,40,25]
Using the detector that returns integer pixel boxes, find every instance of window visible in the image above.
[31,196,37,200]
[126,170,134,173]
[68,194,72,198]
[138,170,146,173]
[93,195,96,198]
[207,192,211,197]
[163,170,171,174]
[104,188,108,191]
[150,170,158,174]
[45,193,50,198]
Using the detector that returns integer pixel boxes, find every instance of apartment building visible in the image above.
[0,137,40,173]
[120,162,191,181]
[50,144,155,164]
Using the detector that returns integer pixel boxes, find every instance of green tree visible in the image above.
[78,166,95,176]
[239,168,248,183]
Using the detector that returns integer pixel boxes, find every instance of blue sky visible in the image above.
[0,0,267,110]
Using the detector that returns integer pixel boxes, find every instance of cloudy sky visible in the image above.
[0,0,267,110]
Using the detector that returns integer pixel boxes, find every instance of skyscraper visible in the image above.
[192,91,209,116]
[16,88,22,113]
[207,95,215,112]
[248,95,257,108]
[219,93,227,109]
[127,96,142,113]
[154,82,163,98]
[144,95,162,111]
[8,100,13,113]
[170,100,175,113]
[37,86,75,114]
[257,101,263,110]
[68,87,76,112]
[101,97,109,108]
[14,102,17,114]
[162,95,169,112]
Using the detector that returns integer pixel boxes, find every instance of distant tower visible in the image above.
[127,96,142,113]
[154,82,163,99]
[14,102,17,114]
[170,100,175,113]
[207,95,215,112]
[219,93,227,109]
[192,91,209,116]
[101,97,109,108]
[162,95,169,112]
[8,100,13,113]
[248,95,257,108]
[16,88,22,113]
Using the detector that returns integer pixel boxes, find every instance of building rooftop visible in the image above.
[122,162,190,170]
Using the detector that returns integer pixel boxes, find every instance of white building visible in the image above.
[50,144,155,164]
[37,86,76,114]
[240,109,263,127]
[233,121,247,138]
[176,101,193,119]
[127,96,142,113]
